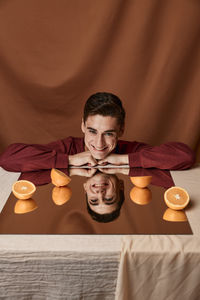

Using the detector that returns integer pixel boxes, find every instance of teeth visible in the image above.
[93,183,108,187]
[92,146,106,151]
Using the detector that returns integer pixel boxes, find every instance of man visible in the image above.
[83,171,124,223]
[0,92,195,174]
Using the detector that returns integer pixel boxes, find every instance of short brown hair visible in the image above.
[86,189,125,223]
[83,92,125,129]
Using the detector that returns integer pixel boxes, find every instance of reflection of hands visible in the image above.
[98,168,129,175]
[69,167,97,177]
[98,154,129,165]
[69,151,97,167]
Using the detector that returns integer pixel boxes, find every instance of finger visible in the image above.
[98,162,108,167]
[98,168,122,174]
[70,168,87,177]
[90,159,98,167]
[97,168,114,174]
[98,159,106,165]
[77,169,89,176]
[88,159,97,167]
[87,168,97,177]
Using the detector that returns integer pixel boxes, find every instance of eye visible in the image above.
[90,198,98,203]
[105,132,114,137]
[89,129,96,134]
[104,197,113,201]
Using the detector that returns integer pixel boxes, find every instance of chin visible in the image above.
[91,150,110,160]
[92,153,107,160]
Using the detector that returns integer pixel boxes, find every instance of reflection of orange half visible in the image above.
[51,168,71,187]
[14,199,38,214]
[52,186,72,205]
[130,176,152,188]
[163,208,187,222]
[130,186,152,205]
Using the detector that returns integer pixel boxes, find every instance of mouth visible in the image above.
[91,145,108,152]
[92,182,109,187]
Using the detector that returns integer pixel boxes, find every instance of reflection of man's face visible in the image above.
[84,172,120,215]
[81,115,123,160]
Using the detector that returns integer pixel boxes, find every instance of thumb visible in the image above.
[98,159,107,165]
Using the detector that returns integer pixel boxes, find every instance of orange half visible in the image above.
[164,186,190,210]
[12,180,36,200]
[51,168,71,187]
[130,176,152,188]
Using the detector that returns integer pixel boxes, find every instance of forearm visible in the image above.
[128,142,195,170]
[118,154,129,164]
[0,143,69,172]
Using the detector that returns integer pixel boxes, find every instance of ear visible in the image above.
[81,118,86,134]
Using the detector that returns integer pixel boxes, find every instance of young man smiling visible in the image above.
[0,92,195,175]
[84,171,125,223]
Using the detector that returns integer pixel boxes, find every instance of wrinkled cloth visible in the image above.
[115,166,200,300]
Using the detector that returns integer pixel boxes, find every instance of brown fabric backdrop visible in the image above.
[0,0,199,161]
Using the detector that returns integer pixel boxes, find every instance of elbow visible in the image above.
[177,149,196,170]
[0,159,20,172]
[184,151,196,169]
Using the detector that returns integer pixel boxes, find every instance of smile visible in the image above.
[92,145,107,152]
[92,183,108,187]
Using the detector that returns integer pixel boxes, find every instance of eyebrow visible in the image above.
[87,127,117,133]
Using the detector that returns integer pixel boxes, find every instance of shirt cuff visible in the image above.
[128,152,142,168]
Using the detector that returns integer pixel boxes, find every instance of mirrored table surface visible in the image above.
[0,168,192,234]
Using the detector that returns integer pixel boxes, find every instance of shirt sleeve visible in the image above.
[128,142,195,170]
[0,138,72,172]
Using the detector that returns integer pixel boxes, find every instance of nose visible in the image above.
[92,186,106,194]
[95,134,105,149]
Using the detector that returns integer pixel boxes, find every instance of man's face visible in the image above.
[81,114,123,160]
[84,172,119,215]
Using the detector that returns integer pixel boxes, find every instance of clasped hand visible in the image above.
[69,151,128,167]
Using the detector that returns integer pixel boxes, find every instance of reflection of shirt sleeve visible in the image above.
[19,167,70,186]
[0,138,73,172]
[128,142,195,170]
[128,168,174,188]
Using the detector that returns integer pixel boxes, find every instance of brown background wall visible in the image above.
[0,0,199,160]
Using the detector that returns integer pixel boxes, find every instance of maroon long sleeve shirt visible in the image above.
[0,136,195,173]
[0,137,195,186]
